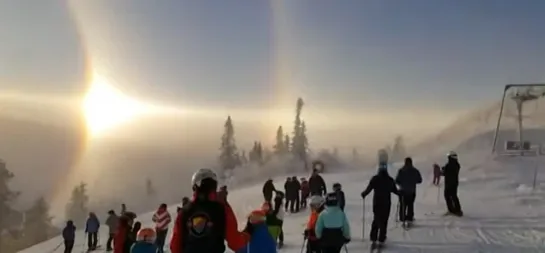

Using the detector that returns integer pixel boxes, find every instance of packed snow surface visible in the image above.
[21,156,545,253]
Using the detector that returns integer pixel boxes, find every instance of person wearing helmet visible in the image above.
[300,177,310,209]
[235,210,277,253]
[442,151,463,216]
[309,169,327,197]
[170,168,254,253]
[131,228,158,253]
[361,163,399,249]
[395,157,422,227]
[62,220,76,253]
[332,183,345,211]
[315,193,351,253]
[304,195,326,253]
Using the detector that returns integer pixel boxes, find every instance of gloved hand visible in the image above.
[243,221,255,236]
[344,238,351,244]
[303,229,309,238]
[360,192,366,199]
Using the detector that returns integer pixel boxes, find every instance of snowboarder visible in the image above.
[284,177,292,211]
[169,168,255,253]
[315,193,351,253]
[395,157,422,226]
[433,163,441,186]
[62,220,76,253]
[114,215,134,253]
[152,203,171,253]
[332,183,346,211]
[361,164,399,249]
[300,177,310,209]
[262,179,277,204]
[442,151,463,216]
[218,185,228,203]
[130,227,158,253]
[291,176,301,212]
[235,210,277,253]
[303,195,326,253]
[105,210,119,251]
[309,169,327,196]
[85,212,100,251]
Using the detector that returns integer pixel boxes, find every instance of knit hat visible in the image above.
[325,192,338,206]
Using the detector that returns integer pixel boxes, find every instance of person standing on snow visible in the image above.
[332,183,346,211]
[309,169,327,196]
[315,193,351,253]
[130,227,158,253]
[303,195,326,253]
[152,203,171,253]
[432,163,441,186]
[291,176,301,212]
[442,151,463,216]
[235,210,277,253]
[85,212,100,251]
[300,177,310,209]
[361,164,399,249]
[283,177,292,211]
[170,168,255,253]
[395,157,422,226]
[105,210,119,251]
[114,215,134,253]
[62,220,76,253]
[262,179,277,204]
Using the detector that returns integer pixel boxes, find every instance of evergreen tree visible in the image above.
[284,135,290,153]
[292,98,309,169]
[0,160,19,252]
[257,142,263,164]
[273,126,285,155]
[391,135,407,162]
[23,196,55,244]
[219,116,238,177]
[65,182,89,226]
[240,150,248,164]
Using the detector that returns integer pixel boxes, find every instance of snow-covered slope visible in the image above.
[21,155,545,253]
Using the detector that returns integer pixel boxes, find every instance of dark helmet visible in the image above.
[325,192,338,206]
[333,182,342,191]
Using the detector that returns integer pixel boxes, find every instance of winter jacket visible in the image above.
[361,170,399,206]
[217,189,228,203]
[114,227,134,253]
[395,166,423,194]
[305,210,320,241]
[130,241,158,253]
[106,214,119,234]
[442,158,460,188]
[284,179,293,199]
[334,190,346,211]
[86,215,100,233]
[62,223,76,241]
[266,196,284,226]
[152,208,171,231]
[315,206,350,240]
[301,180,310,197]
[309,174,326,196]
[235,223,276,253]
[262,180,276,200]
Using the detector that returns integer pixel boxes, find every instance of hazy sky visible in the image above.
[1,0,545,138]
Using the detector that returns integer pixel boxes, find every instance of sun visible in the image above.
[83,73,148,136]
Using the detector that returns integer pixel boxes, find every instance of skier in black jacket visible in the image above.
[262,179,277,204]
[309,169,327,196]
[442,151,463,216]
[361,165,399,249]
[291,176,301,212]
[284,177,292,211]
[395,157,422,225]
[332,183,345,211]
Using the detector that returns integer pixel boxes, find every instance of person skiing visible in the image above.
[262,179,277,204]
[433,163,441,186]
[291,176,301,212]
[218,185,228,203]
[235,210,277,253]
[442,151,463,216]
[114,215,135,253]
[332,183,346,211]
[300,177,310,209]
[170,168,255,253]
[105,210,119,251]
[315,193,351,253]
[395,157,422,227]
[152,203,171,253]
[361,164,399,249]
[62,220,76,253]
[85,212,100,251]
[283,177,292,211]
[131,227,158,253]
[309,169,327,196]
[303,195,325,253]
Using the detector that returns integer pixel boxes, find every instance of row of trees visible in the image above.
[383,135,408,163]
[218,98,310,178]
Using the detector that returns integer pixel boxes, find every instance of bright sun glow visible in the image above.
[83,73,148,136]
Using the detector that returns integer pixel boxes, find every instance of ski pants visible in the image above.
[321,245,343,253]
[285,197,291,211]
[399,192,416,222]
[301,193,309,208]
[87,232,98,249]
[306,239,321,253]
[370,204,390,243]
[444,185,462,213]
[64,240,74,253]
[290,194,300,212]
[106,233,114,250]
[264,193,273,204]
[433,175,440,185]
[156,229,168,253]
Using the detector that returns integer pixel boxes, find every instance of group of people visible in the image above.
[360,151,463,249]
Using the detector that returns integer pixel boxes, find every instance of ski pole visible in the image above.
[299,238,307,253]
[344,244,349,253]
[362,198,365,241]
[436,183,441,204]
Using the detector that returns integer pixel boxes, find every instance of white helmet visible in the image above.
[191,168,218,187]
[447,151,458,159]
[309,195,325,209]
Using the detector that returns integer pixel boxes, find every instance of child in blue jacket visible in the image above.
[315,193,351,253]
[236,210,276,253]
[131,227,158,253]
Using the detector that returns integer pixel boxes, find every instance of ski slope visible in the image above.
[21,157,545,253]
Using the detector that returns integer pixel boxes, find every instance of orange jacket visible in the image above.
[169,192,250,253]
[306,210,319,241]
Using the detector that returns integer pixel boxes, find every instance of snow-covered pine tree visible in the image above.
[274,126,285,155]
[23,196,56,244]
[65,182,89,226]
[0,160,19,252]
[291,98,309,170]
[219,116,238,179]
[256,142,264,164]
[391,135,407,163]
[284,135,290,153]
